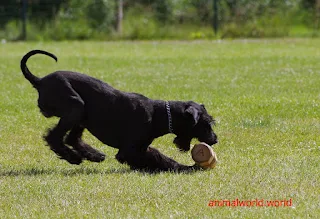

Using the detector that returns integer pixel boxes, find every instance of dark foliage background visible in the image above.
[1,0,320,40]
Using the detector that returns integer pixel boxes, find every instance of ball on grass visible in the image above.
[191,142,217,169]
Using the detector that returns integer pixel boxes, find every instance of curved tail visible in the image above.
[20,50,58,88]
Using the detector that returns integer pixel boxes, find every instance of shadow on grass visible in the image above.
[0,166,203,177]
[0,167,131,177]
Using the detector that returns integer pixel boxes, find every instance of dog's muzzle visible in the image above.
[198,132,218,146]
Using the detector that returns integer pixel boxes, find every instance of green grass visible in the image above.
[0,39,319,218]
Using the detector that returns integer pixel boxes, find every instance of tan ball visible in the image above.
[191,142,218,169]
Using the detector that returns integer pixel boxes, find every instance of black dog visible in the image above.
[20,50,217,172]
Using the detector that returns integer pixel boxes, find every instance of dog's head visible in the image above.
[173,101,218,151]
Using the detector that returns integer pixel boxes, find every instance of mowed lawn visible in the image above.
[0,40,319,218]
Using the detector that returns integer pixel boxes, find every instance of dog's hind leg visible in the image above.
[43,86,85,165]
[45,121,83,165]
[116,146,199,172]
[65,125,106,162]
[45,111,84,164]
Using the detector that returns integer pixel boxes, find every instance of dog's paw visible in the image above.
[176,164,202,173]
[74,145,106,163]
[60,156,83,165]
[115,152,125,164]
[49,146,83,165]
[84,151,106,163]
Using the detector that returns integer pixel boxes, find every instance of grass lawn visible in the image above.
[0,39,319,218]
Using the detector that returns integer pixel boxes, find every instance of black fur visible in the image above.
[21,50,218,172]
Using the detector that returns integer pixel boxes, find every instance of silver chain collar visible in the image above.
[165,101,173,133]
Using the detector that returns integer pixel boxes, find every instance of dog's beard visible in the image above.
[173,137,191,152]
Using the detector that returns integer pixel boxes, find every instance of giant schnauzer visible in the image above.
[20,50,218,172]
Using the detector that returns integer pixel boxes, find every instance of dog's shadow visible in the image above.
[0,166,202,177]
[0,167,131,177]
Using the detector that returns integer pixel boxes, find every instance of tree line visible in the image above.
[0,0,320,40]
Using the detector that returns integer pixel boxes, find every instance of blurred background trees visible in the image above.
[0,0,320,40]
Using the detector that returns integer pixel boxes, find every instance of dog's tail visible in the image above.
[20,50,58,88]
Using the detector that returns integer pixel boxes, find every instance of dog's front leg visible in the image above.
[116,146,199,172]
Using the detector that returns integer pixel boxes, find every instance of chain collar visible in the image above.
[165,101,173,133]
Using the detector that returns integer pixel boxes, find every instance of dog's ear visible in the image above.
[185,106,200,126]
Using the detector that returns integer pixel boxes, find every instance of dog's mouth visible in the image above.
[197,130,218,146]
[198,137,218,146]
[173,134,218,152]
